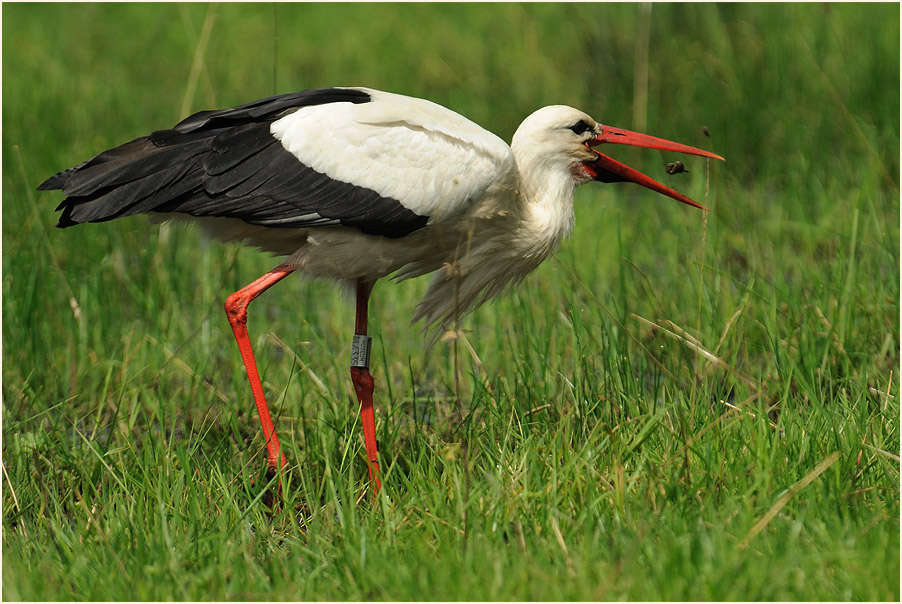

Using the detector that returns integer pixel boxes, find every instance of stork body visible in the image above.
[41,87,722,495]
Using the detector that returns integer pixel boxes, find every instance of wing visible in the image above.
[41,87,514,239]
[270,88,514,224]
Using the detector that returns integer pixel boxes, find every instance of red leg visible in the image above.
[350,280,382,495]
[224,262,295,475]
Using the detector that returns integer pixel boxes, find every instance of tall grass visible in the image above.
[3,3,899,600]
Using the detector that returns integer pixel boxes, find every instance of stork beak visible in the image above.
[585,125,724,210]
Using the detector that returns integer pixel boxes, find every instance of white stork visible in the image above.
[40,87,723,495]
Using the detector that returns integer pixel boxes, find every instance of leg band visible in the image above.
[351,334,372,369]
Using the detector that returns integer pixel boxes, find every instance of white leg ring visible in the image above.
[351,334,372,369]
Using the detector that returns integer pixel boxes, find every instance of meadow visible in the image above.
[2,3,899,600]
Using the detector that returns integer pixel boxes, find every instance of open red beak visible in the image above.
[585,125,724,210]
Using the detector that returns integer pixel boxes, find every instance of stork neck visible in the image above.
[519,169,577,250]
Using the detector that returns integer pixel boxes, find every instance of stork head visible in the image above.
[511,105,723,210]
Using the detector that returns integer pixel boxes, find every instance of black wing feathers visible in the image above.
[172,88,371,132]
[42,87,429,238]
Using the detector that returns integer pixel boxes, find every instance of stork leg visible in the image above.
[350,280,382,495]
[224,262,296,476]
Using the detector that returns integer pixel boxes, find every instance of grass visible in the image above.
[3,2,899,600]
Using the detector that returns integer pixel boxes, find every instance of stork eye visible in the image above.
[568,120,593,135]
